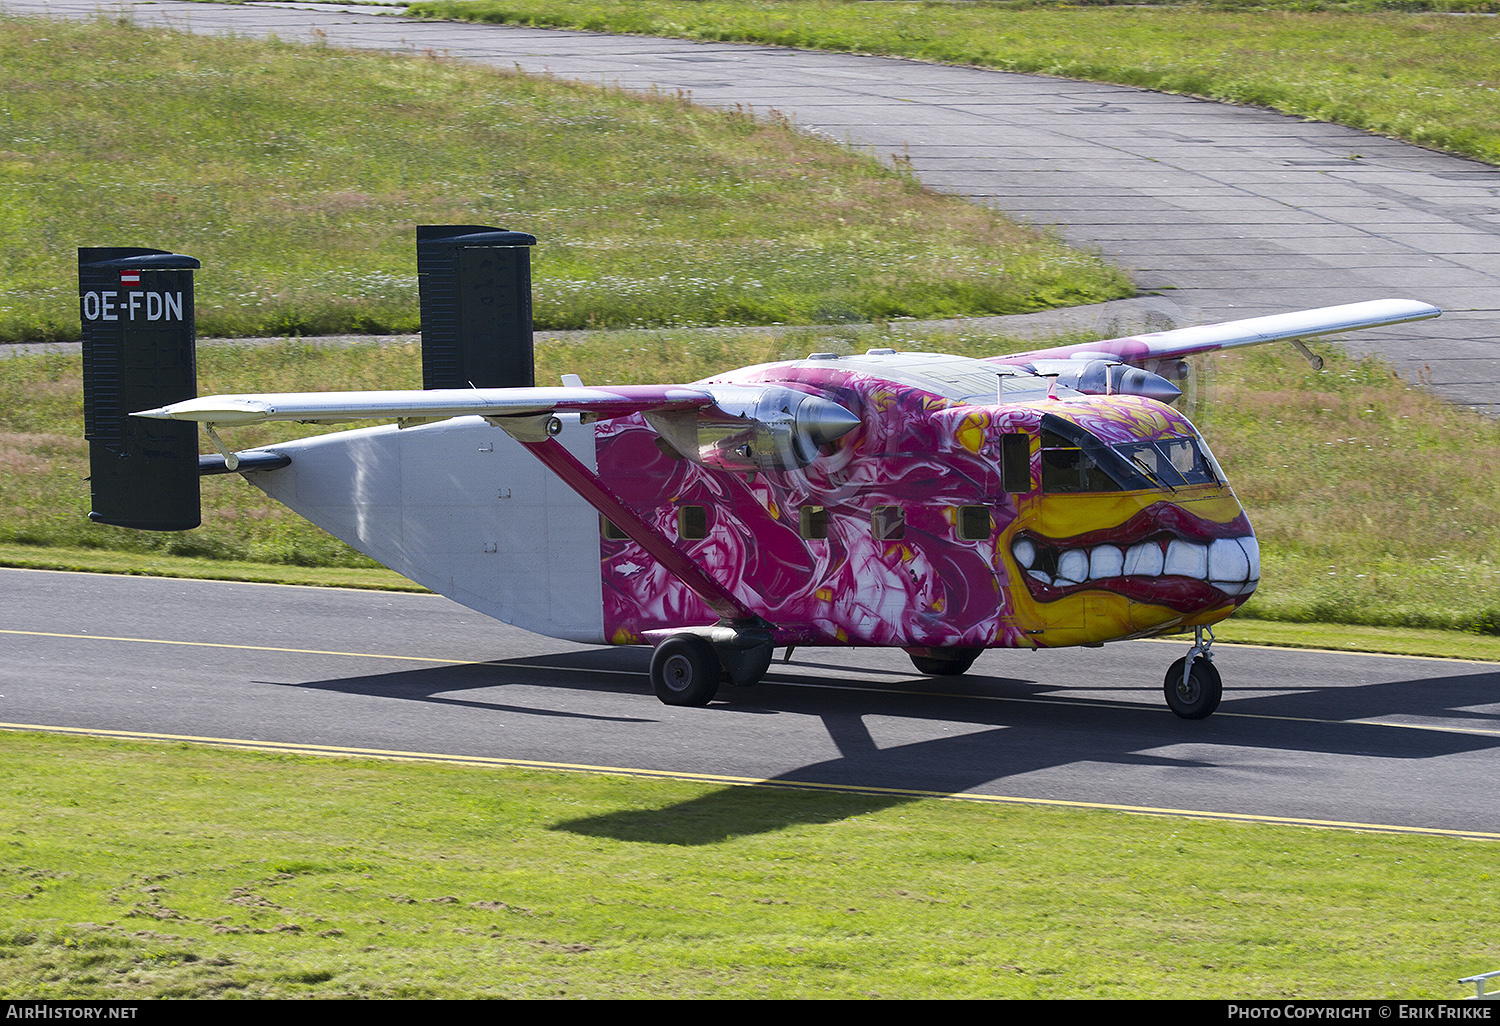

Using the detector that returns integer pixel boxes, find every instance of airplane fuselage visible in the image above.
[249,349,1257,654]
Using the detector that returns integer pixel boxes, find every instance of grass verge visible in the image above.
[407,0,1500,165]
[1,729,1496,998]
[0,15,1127,341]
[0,543,422,592]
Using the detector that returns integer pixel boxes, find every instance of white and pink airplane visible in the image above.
[79,227,1439,719]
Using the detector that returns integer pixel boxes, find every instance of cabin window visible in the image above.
[957,505,992,541]
[601,516,629,541]
[999,433,1030,493]
[871,505,905,541]
[678,505,708,540]
[800,506,829,540]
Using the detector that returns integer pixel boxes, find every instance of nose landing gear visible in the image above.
[1164,625,1222,719]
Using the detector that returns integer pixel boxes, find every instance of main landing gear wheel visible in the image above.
[908,646,983,676]
[1164,656,1222,720]
[650,634,722,707]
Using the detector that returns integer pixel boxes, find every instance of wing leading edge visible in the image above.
[992,298,1441,367]
[134,384,717,426]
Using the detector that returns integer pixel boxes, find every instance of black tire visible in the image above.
[909,646,983,676]
[650,635,722,706]
[1164,656,1222,719]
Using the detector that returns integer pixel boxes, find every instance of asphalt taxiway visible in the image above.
[4,569,1497,837]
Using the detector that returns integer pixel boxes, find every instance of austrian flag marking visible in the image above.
[120,271,141,287]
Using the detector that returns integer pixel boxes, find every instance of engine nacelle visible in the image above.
[1027,358,1183,403]
[646,385,861,472]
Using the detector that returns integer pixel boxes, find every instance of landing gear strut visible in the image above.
[1164,626,1222,719]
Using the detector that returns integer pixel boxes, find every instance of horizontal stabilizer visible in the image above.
[198,450,292,476]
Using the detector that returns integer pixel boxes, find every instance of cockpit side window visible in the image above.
[1038,415,1151,494]
[1040,433,1120,493]
[1160,436,1220,485]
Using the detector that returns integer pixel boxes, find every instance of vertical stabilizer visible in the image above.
[79,247,202,530]
[416,225,538,390]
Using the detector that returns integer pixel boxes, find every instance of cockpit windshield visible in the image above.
[1113,437,1221,489]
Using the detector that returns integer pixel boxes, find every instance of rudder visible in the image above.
[416,225,537,390]
[79,246,202,530]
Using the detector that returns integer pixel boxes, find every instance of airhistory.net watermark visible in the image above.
[5,1008,138,1020]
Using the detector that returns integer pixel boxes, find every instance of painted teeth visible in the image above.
[1164,539,1207,578]
[1014,535,1260,596]
[1013,537,1037,569]
[1123,541,1163,577]
[1057,549,1089,585]
[1089,545,1123,580]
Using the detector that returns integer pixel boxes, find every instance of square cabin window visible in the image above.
[957,505,992,541]
[871,505,905,541]
[600,516,629,541]
[678,505,709,541]
[800,506,829,541]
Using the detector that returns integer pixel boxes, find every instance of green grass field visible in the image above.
[408,0,1500,164]
[0,15,1127,342]
[2,730,1496,999]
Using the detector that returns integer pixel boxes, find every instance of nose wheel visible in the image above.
[1164,626,1222,719]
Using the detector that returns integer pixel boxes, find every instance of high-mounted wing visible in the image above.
[992,298,1441,368]
[134,384,717,426]
[135,379,862,629]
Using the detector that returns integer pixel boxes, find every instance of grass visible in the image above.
[407,0,1500,165]
[0,543,423,592]
[1206,619,1500,662]
[1203,343,1500,636]
[0,15,1128,342]
[1,729,1496,999]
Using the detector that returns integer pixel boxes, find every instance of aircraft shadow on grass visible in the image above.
[264,648,1500,843]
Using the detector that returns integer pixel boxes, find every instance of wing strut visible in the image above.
[501,420,762,624]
